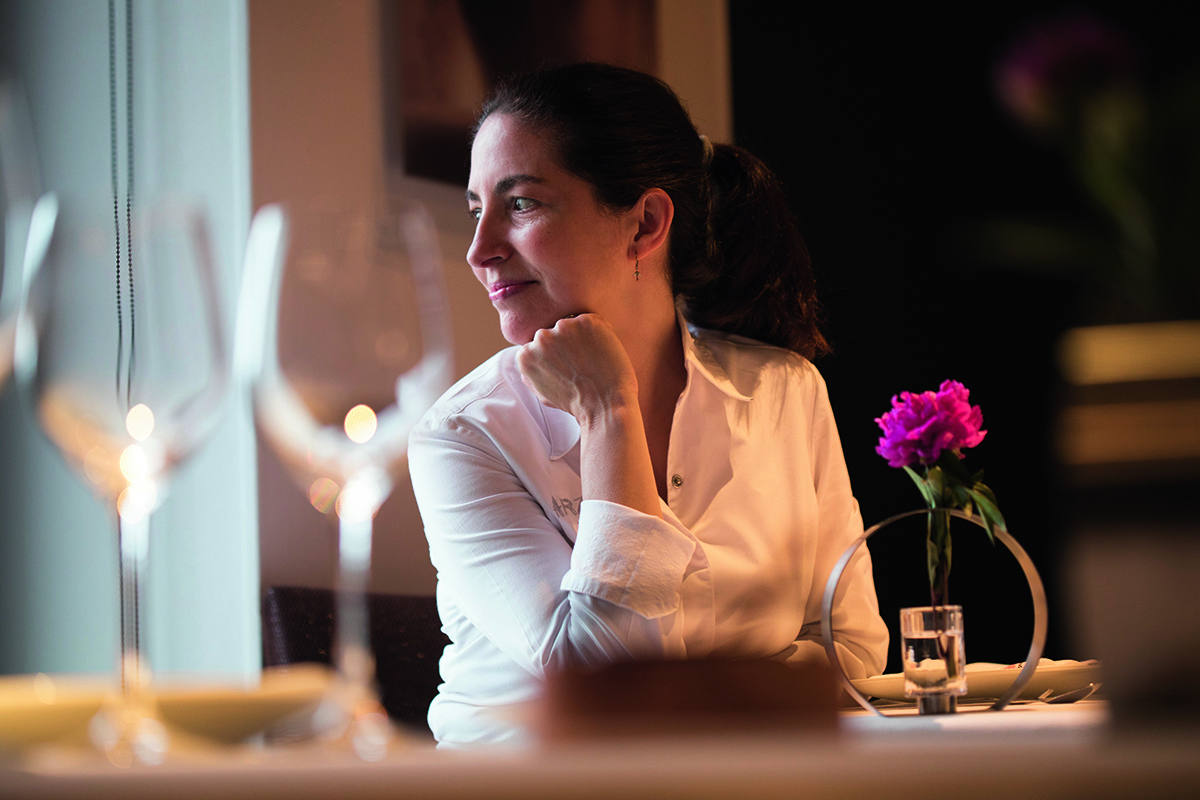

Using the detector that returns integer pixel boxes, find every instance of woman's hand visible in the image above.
[516,313,661,518]
[515,314,639,425]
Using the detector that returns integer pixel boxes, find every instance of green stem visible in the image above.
[927,507,951,608]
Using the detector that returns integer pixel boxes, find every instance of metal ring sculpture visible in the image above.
[821,509,1047,716]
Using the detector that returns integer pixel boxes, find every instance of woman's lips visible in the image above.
[488,281,535,302]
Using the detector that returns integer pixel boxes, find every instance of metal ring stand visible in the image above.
[821,509,1047,717]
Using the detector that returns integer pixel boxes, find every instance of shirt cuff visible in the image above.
[561,500,696,619]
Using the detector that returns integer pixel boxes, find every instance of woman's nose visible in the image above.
[467,208,508,269]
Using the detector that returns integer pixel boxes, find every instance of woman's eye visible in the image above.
[512,197,536,212]
[468,207,482,221]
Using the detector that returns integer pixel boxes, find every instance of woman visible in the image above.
[409,63,887,747]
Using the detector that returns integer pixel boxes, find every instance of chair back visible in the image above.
[262,585,448,733]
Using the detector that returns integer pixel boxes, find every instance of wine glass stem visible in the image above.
[337,513,373,691]
[117,509,150,698]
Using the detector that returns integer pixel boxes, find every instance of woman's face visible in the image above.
[467,114,634,345]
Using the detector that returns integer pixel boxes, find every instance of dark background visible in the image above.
[728,2,1199,672]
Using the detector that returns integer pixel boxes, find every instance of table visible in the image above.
[4,700,1199,800]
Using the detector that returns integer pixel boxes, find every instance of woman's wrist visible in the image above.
[575,391,641,433]
[577,403,661,518]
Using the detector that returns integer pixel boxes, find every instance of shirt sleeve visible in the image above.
[410,412,701,681]
[791,372,889,680]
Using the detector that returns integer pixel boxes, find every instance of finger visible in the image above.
[555,311,597,329]
[516,335,556,387]
[516,342,567,411]
[515,338,541,377]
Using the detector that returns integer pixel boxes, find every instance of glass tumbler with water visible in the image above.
[901,605,967,713]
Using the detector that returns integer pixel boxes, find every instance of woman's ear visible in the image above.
[629,188,673,260]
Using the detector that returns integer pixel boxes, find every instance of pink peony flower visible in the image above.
[874,380,987,468]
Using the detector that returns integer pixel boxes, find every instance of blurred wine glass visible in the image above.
[237,197,452,759]
[16,196,229,765]
[1,78,44,386]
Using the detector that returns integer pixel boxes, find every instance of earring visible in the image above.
[634,255,640,282]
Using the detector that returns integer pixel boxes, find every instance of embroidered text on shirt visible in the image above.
[551,496,583,518]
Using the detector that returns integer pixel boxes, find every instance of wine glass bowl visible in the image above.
[239,196,452,758]
[250,199,448,487]
[1,78,43,386]
[17,196,228,764]
[24,199,227,508]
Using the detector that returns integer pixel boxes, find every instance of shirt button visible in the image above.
[671,474,683,488]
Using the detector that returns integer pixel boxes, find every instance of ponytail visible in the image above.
[678,144,830,359]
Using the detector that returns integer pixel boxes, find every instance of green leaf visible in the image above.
[926,535,939,586]
[950,484,974,514]
[967,486,1007,546]
[973,482,1000,507]
[936,450,974,486]
[927,467,947,505]
[904,466,938,509]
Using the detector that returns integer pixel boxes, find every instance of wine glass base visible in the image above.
[310,686,398,761]
[88,701,168,767]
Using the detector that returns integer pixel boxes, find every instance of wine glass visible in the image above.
[16,196,229,765]
[1,77,43,386]
[237,196,453,759]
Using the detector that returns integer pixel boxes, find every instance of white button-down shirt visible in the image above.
[409,320,888,747]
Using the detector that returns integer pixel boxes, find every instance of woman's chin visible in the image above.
[499,316,536,346]
[498,310,561,346]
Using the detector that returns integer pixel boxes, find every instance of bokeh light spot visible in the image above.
[116,483,156,522]
[119,445,148,482]
[344,404,377,443]
[125,404,154,441]
[308,477,340,514]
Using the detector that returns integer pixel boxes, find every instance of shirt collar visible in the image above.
[543,310,752,461]
[678,309,754,404]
